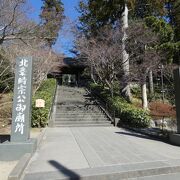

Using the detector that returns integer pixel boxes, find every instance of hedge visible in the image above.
[31,79,56,127]
[89,83,151,128]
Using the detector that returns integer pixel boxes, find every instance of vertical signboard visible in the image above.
[11,57,33,142]
[174,68,180,133]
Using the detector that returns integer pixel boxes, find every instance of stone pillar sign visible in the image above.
[170,67,180,146]
[174,67,180,133]
[11,57,33,142]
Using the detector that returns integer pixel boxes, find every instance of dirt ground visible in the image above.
[0,122,11,135]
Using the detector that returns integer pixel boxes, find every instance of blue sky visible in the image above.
[29,0,80,57]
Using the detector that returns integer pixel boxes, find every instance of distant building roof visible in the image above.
[48,57,87,77]
[62,57,87,67]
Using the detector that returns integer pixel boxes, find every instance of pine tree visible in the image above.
[40,0,64,47]
[78,0,125,35]
[128,0,166,19]
[171,0,180,41]
[164,0,180,64]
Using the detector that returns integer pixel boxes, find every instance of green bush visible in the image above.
[120,107,150,128]
[110,96,150,128]
[31,79,56,127]
[131,84,141,98]
[89,82,151,128]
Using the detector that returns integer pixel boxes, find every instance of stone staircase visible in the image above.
[52,86,112,127]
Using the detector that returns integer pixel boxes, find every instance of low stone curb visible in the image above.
[126,127,180,147]
[8,153,31,180]
[8,128,47,180]
[35,128,47,148]
[23,160,180,180]
[122,126,170,142]
[169,133,180,146]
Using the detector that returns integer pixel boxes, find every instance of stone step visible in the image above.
[23,160,180,180]
[55,117,108,121]
[131,172,180,180]
[56,107,100,111]
[55,115,104,118]
[55,112,104,115]
[55,106,99,109]
[54,120,111,124]
[52,86,110,128]
[56,103,96,106]
[55,111,101,115]
[55,111,102,114]
[55,102,97,106]
[55,114,105,118]
[55,123,112,127]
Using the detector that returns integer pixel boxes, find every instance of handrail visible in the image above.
[94,99,114,124]
[85,87,115,126]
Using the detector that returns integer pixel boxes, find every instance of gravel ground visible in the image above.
[0,161,18,180]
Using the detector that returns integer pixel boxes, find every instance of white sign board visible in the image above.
[35,99,45,108]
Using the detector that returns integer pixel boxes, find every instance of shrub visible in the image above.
[131,84,141,98]
[109,96,150,128]
[31,79,56,127]
[89,82,151,128]
[120,107,150,128]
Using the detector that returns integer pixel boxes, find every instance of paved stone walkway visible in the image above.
[22,127,180,179]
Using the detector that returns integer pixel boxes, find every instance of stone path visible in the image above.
[21,86,180,179]
[22,126,180,180]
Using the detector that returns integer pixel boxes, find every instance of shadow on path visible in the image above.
[48,160,81,180]
[0,134,10,143]
[115,131,164,142]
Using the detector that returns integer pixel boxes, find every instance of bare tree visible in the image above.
[0,0,40,45]
[0,0,63,47]
[75,21,164,110]
[127,22,163,109]
[5,39,59,93]
[76,27,124,97]
[0,0,64,94]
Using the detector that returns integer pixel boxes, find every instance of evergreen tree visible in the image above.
[145,16,176,63]
[78,0,166,35]
[78,0,125,35]
[171,0,180,41]
[164,0,180,64]
[128,0,166,19]
[40,0,64,47]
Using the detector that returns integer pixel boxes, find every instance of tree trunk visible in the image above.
[148,70,154,95]
[110,84,114,98]
[141,82,148,110]
[121,4,131,102]
[90,63,96,84]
